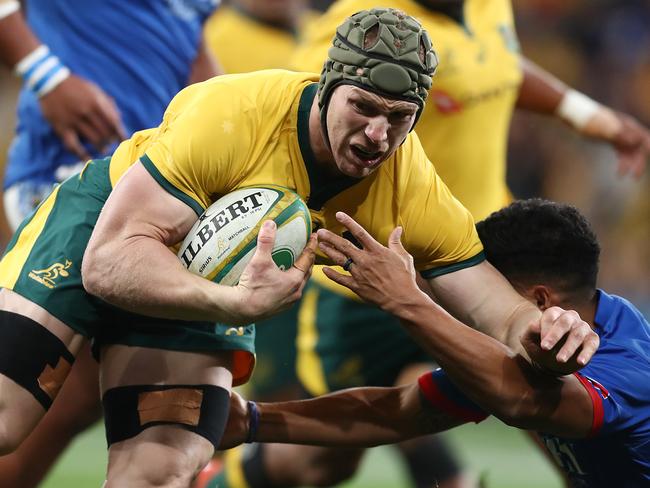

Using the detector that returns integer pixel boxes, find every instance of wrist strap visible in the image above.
[555,89,600,130]
[245,400,260,443]
[0,1,19,20]
[14,45,71,98]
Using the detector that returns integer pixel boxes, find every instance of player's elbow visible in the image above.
[81,243,116,299]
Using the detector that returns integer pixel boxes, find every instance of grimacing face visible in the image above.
[325,85,419,178]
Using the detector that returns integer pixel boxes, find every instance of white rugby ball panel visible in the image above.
[178,185,311,285]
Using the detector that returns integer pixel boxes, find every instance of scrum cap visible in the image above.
[318,8,438,123]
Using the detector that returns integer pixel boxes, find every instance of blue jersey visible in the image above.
[540,290,650,487]
[419,290,650,487]
[6,0,220,188]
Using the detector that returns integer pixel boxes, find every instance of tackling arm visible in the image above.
[427,261,597,374]
[314,214,595,436]
[220,383,466,449]
[391,290,593,437]
[220,298,594,449]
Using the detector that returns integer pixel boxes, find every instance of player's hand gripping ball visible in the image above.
[178,185,311,285]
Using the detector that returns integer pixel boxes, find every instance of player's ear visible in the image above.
[530,285,553,310]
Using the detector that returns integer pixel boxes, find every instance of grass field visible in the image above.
[42,418,563,487]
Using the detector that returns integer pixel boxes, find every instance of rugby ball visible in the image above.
[178,185,311,285]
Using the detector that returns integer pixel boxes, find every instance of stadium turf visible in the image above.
[42,418,563,487]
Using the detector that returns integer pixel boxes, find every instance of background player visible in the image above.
[222,199,650,487]
[0,0,221,485]
[204,0,315,74]
[204,1,650,487]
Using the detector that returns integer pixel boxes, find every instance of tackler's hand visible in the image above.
[521,307,599,375]
[316,212,423,314]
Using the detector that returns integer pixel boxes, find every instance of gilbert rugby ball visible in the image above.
[178,185,311,285]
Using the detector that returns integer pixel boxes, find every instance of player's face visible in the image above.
[326,85,418,178]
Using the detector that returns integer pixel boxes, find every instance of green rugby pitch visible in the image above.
[42,418,563,487]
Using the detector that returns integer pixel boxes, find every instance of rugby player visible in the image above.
[204,0,314,74]
[0,8,595,486]
[207,1,650,487]
[0,0,222,485]
[222,199,650,487]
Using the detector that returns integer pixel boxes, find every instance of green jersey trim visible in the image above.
[420,251,486,280]
[297,83,360,211]
[140,154,205,217]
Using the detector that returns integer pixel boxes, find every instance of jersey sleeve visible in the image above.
[397,133,485,277]
[140,78,255,215]
[418,369,489,424]
[574,360,648,438]
[575,346,650,437]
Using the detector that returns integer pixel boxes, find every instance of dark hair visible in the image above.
[476,199,600,294]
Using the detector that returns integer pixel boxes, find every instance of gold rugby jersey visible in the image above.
[109,70,483,277]
[292,0,523,221]
[203,5,317,73]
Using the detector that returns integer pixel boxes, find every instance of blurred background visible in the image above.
[0,0,648,486]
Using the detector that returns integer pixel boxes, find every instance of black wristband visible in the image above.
[245,400,260,443]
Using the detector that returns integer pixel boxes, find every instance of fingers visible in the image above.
[576,331,599,366]
[292,233,317,273]
[318,240,350,268]
[253,220,277,260]
[335,212,380,251]
[539,307,599,366]
[60,129,91,161]
[95,94,128,141]
[387,226,407,255]
[538,306,566,350]
[76,117,108,151]
[317,228,363,262]
[321,265,357,291]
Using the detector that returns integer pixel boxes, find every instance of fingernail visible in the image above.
[541,341,552,350]
[263,221,275,230]
[557,354,567,362]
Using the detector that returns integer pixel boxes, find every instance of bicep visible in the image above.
[91,161,198,250]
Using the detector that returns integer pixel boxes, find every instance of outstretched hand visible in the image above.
[316,212,423,313]
[40,74,127,161]
[235,220,317,324]
[609,111,650,179]
[583,108,650,179]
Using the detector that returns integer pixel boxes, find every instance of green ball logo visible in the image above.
[272,247,295,271]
